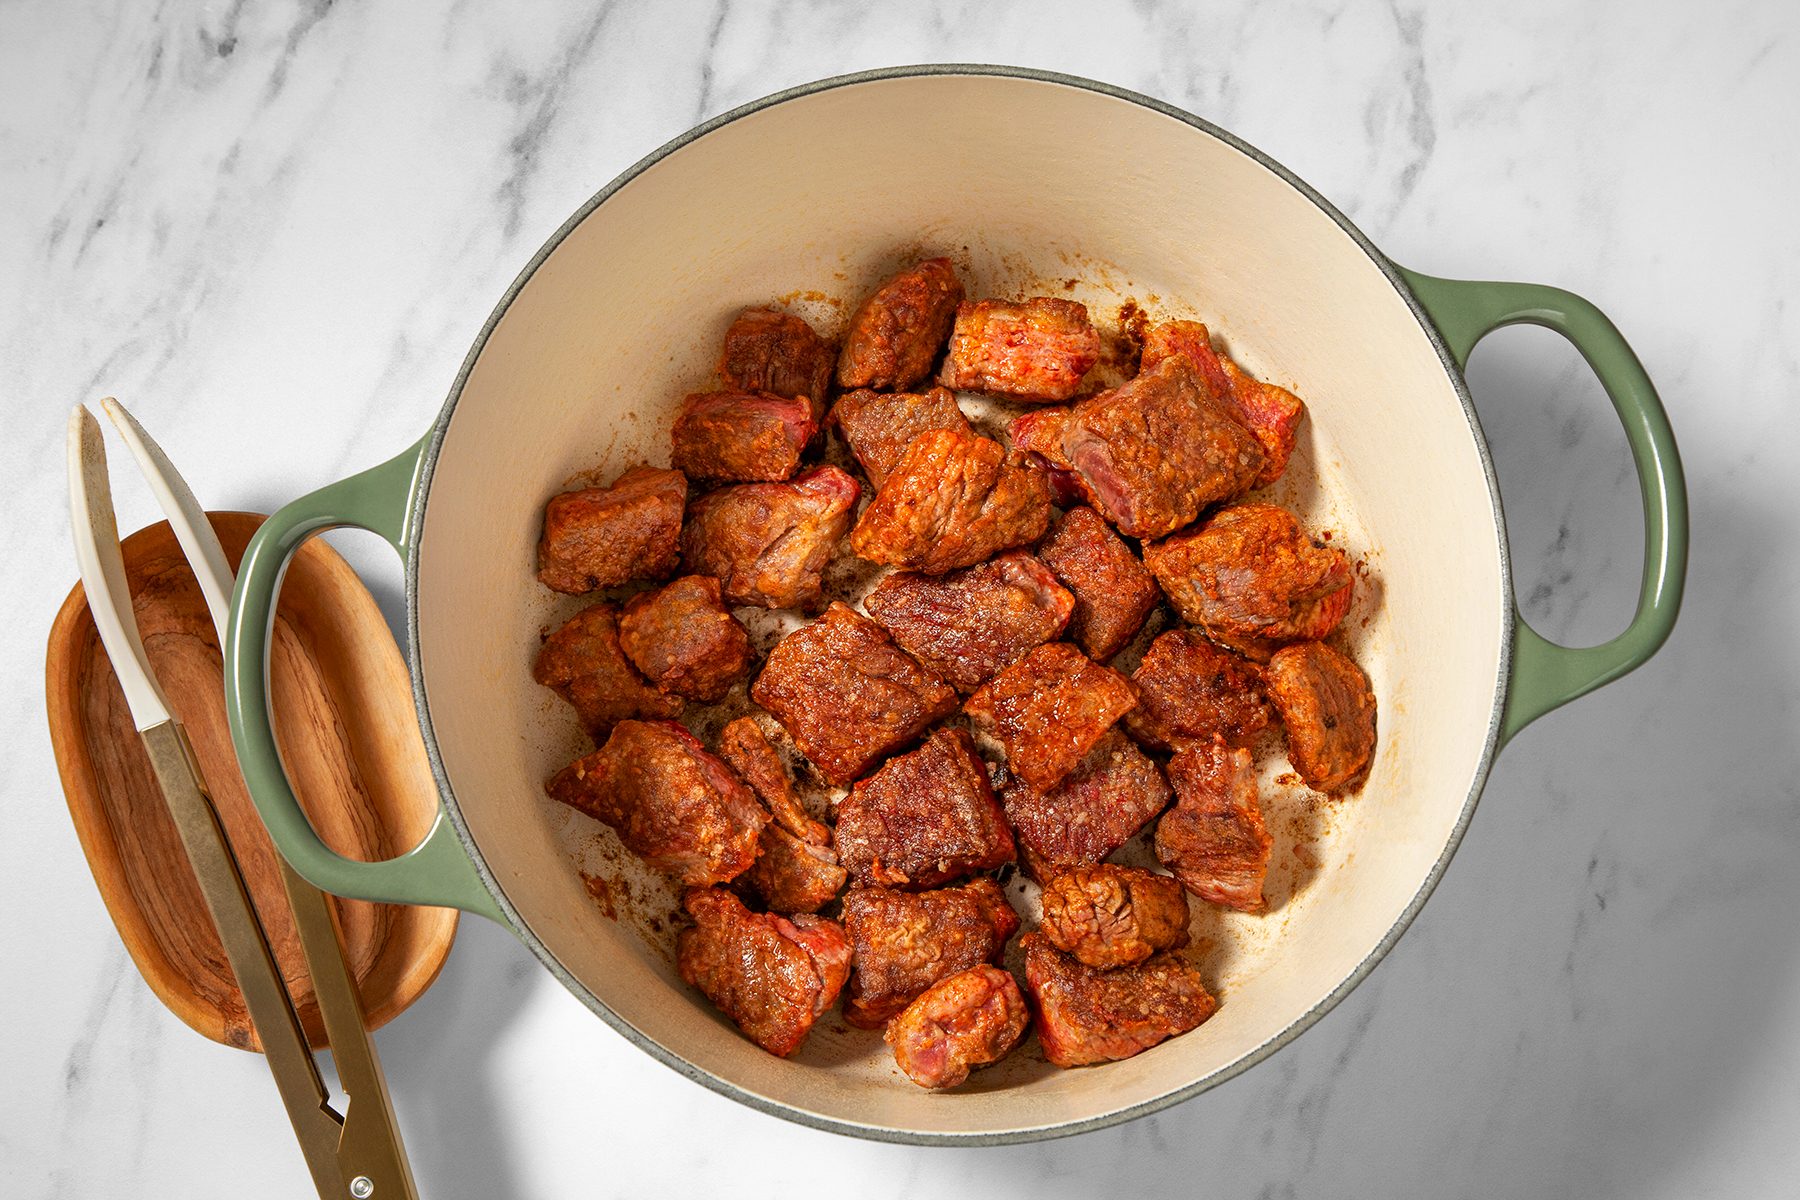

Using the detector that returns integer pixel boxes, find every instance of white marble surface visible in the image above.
[4,1,1797,1196]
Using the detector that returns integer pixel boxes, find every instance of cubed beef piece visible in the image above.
[834,728,1015,889]
[750,602,957,785]
[840,878,1020,1028]
[718,716,828,844]
[1141,320,1305,485]
[617,575,751,702]
[537,465,686,594]
[677,887,850,1056]
[532,603,682,737]
[717,307,834,419]
[1039,864,1191,969]
[863,551,1074,692]
[670,391,816,484]
[1265,640,1377,793]
[850,429,1052,574]
[832,386,972,489]
[1155,737,1271,911]
[1000,730,1170,873]
[547,720,765,886]
[1125,629,1272,750]
[1021,358,1264,539]
[1007,407,1088,507]
[1142,503,1352,660]
[1036,506,1161,661]
[680,466,860,609]
[837,258,964,390]
[886,965,1030,1089]
[964,643,1137,791]
[938,297,1101,401]
[1023,934,1216,1068]
[743,825,848,915]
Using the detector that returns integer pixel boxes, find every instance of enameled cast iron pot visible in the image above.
[222,66,1687,1143]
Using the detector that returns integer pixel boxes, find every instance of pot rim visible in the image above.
[403,63,1513,1145]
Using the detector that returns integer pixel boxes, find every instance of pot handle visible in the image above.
[1399,268,1688,745]
[224,437,505,923]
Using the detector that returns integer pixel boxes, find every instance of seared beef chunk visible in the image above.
[1264,640,1377,793]
[1035,506,1161,661]
[964,643,1137,791]
[718,716,828,844]
[1143,503,1353,660]
[617,575,751,702]
[1155,738,1271,911]
[744,825,848,915]
[532,603,682,737]
[1023,933,1216,1067]
[840,878,1020,1027]
[1140,319,1305,485]
[547,720,765,887]
[886,965,1030,1089]
[850,429,1052,574]
[750,602,957,785]
[1039,864,1191,969]
[537,465,686,594]
[1008,358,1264,540]
[680,466,860,609]
[834,727,1015,889]
[938,297,1101,401]
[677,887,850,1056]
[717,307,834,419]
[837,258,964,390]
[1125,629,1272,751]
[832,386,971,490]
[1007,406,1089,507]
[863,551,1074,692]
[670,391,816,484]
[1000,730,1170,874]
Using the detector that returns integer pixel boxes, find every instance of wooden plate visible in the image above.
[45,511,457,1051]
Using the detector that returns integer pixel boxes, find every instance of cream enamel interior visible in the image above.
[411,73,1507,1139]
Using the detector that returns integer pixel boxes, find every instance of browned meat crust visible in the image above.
[999,730,1170,873]
[677,887,850,1056]
[1155,737,1271,911]
[547,720,765,887]
[837,258,965,390]
[1035,505,1162,661]
[886,965,1029,1088]
[537,465,686,594]
[1142,503,1352,660]
[617,575,752,702]
[532,603,682,737]
[1038,864,1191,969]
[750,602,957,786]
[832,386,971,489]
[850,429,1052,574]
[680,466,859,609]
[840,879,1020,1028]
[1023,933,1216,1067]
[863,551,1074,692]
[964,643,1137,791]
[1265,640,1377,792]
[939,297,1101,401]
[1124,629,1272,751]
[833,727,1015,889]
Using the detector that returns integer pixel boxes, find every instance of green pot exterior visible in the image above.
[1397,268,1688,746]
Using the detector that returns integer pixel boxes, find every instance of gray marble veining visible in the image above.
[4,0,1798,1196]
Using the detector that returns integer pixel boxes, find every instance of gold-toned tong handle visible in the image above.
[281,863,419,1200]
[141,721,348,1196]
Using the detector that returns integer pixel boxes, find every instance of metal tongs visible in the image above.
[67,399,419,1200]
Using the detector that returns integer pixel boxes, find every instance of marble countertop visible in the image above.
[5,1,1797,1196]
